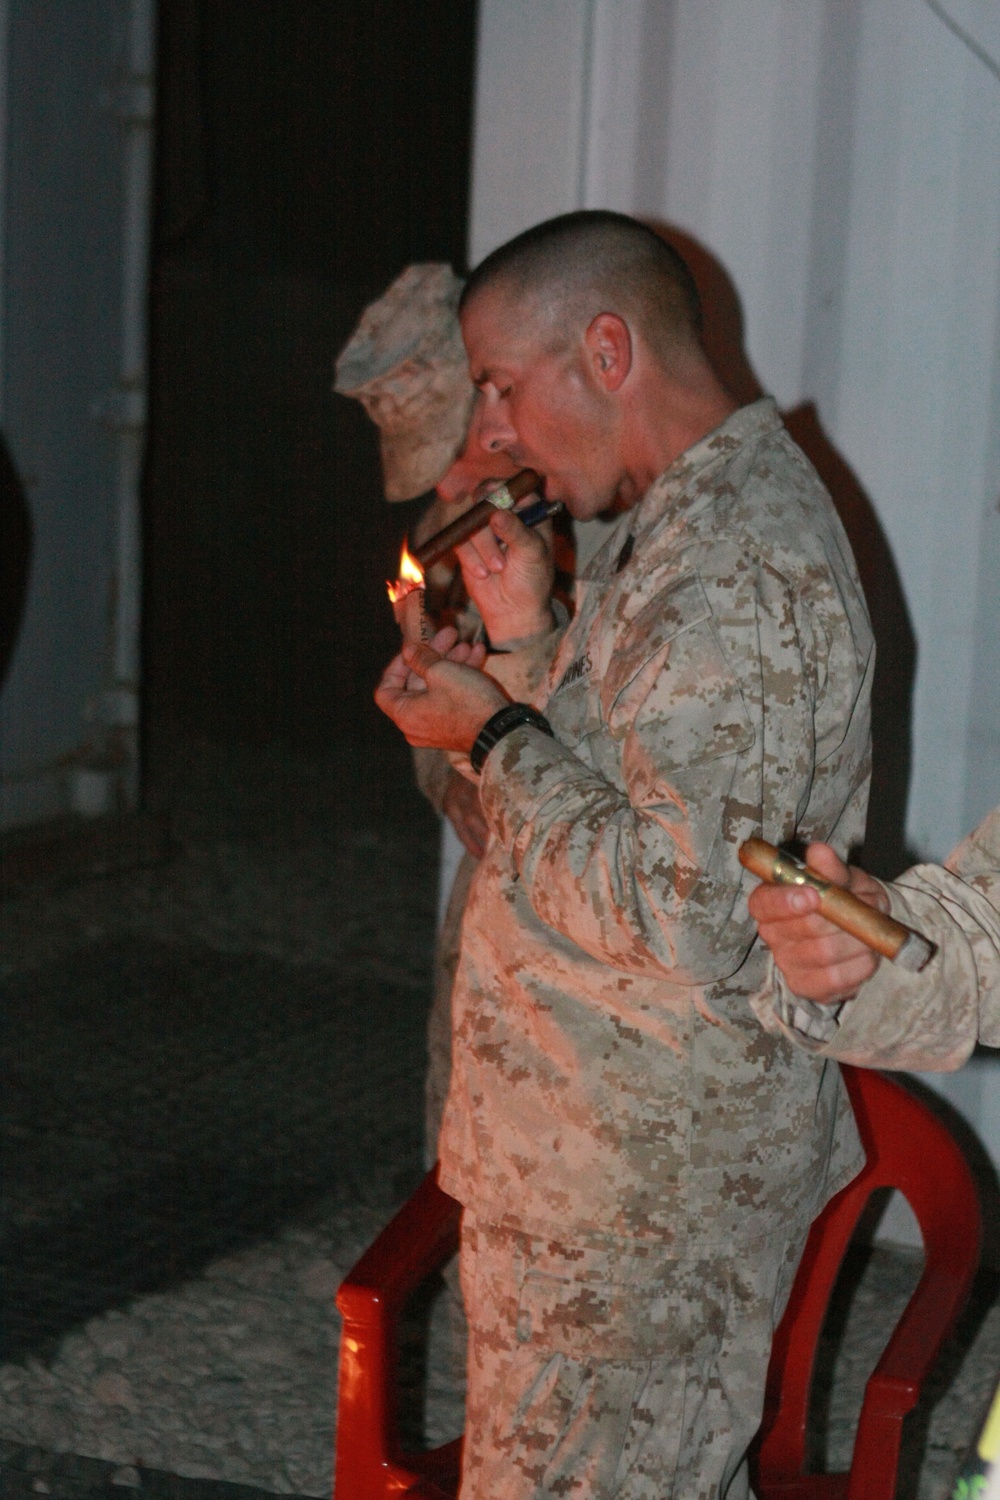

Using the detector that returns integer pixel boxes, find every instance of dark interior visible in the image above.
[145,0,478,751]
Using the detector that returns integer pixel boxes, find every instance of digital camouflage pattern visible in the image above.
[333,263,473,502]
[425,622,570,1161]
[439,399,874,1247]
[758,804,1000,1072]
[438,398,874,1496]
[427,847,477,1160]
[459,1211,807,1500]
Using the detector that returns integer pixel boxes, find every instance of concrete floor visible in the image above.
[1,734,998,1498]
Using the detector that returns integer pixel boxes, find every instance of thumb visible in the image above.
[803,842,850,887]
[401,641,442,680]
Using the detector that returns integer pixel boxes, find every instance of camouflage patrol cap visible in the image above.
[334,263,476,502]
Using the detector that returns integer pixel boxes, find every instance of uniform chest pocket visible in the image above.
[547,668,600,749]
[601,572,755,770]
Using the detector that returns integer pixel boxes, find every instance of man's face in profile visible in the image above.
[461,287,622,520]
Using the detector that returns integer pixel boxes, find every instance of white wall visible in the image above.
[469,0,1000,863]
[469,0,1000,1229]
[0,0,153,827]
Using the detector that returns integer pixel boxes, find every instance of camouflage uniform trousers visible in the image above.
[426,847,478,1169]
[423,848,477,1442]
[457,1213,807,1500]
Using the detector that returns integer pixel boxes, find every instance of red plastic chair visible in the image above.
[755,1065,981,1499]
[334,1166,462,1499]
[333,1067,981,1500]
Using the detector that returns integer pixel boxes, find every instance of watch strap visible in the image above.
[469,702,554,775]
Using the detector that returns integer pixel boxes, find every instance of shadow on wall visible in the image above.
[0,432,32,692]
[649,223,917,880]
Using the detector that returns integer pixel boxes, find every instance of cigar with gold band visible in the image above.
[739,837,936,973]
[412,468,543,571]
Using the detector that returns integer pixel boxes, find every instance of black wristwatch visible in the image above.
[469,702,554,775]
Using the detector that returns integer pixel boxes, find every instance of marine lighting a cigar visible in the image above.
[739,837,937,973]
[411,467,550,571]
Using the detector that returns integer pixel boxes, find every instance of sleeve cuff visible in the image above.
[479,723,592,856]
[749,956,848,1050]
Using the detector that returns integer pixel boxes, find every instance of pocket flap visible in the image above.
[601,573,712,714]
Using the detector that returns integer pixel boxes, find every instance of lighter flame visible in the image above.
[387,541,425,603]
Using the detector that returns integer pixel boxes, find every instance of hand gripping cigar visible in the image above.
[739,837,937,973]
[412,468,545,571]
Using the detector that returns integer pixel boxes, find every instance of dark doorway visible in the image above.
[144,0,478,750]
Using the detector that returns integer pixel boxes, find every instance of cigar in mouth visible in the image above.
[412,468,547,571]
[739,837,936,972]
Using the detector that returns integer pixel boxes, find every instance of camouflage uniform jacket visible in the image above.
[757,805,1000,1073]
[438,399,875,1251]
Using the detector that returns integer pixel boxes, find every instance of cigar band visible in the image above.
[771,853,830,894]
[486,483,516,511]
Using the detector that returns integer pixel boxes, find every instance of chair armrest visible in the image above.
[846,1265,975,1500]
[865,1262,974,1417]
[333,1169,463,1498]
[336,1167,462,1324]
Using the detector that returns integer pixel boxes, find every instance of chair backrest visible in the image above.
[755,1065,982,1500]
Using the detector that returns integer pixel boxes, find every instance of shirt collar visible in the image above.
[628,396,781,539]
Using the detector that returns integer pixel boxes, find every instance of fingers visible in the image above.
[753,900,880,994]
[763,937,880,1004]
[425,624,488,672]
[749,881,881,1003]
[455,528,504,579]
[748,882,821,923]
[428,624,459,655]
[454,505,548,580]
[401,641,443,680]
[490,506,547,557]
[802,842,888,912]
[374,651,421,727]
[445,640,488,668]
[755,916,871,968]
[847,863,891,912]
[746,841,891,1004]
[803,842,851,886]
[375,650,413,700]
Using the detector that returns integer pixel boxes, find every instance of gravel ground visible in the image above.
[1,1224,997,1498]
[0,1195,389,1496]
[2,734,998,1499]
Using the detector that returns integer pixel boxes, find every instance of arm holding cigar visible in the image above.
[747,809,1000,1071]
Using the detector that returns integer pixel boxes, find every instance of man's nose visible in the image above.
[479,402,516,453]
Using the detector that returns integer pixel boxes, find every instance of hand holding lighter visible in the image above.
[739,837,936,972]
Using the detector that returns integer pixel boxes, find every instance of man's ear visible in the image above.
[584,313,632,392]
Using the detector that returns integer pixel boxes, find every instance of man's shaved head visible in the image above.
[459,211,734,515]
[460,210,703,366]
